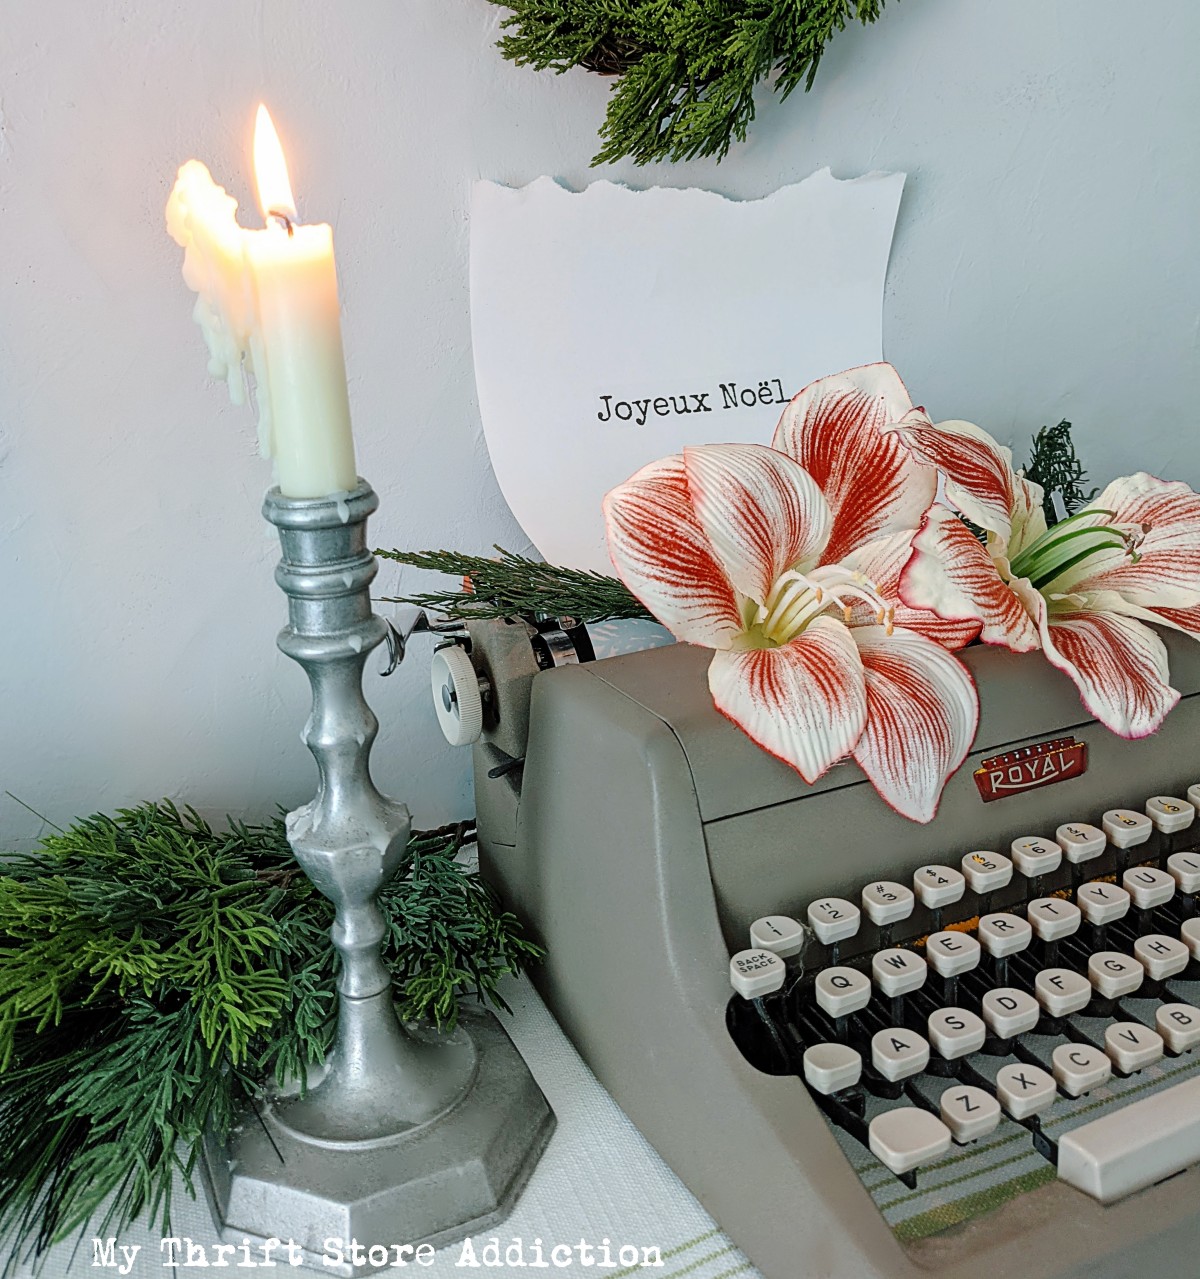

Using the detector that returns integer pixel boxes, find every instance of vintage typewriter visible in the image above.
[432,615,1200,1279]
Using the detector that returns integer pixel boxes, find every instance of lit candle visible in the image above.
[166,105,357,498]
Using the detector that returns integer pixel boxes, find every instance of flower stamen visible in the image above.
[757,564,893,645]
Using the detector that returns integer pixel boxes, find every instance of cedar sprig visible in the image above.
[376,545,652,623]
[0,801,542,1273]
[489,0,888,165]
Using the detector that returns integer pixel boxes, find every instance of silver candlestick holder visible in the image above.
[202,479,554,1279]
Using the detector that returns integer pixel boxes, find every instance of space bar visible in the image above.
[1058,1073,1200,1203]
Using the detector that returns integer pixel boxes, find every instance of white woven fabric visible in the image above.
[6,977,757,1279]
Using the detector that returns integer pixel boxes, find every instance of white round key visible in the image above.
[996,1063,1058,1120]
[869,1107,953,1175]
[1102,808,1153,848]
[1104,1022,1164,1073]
[977,913,1033,958]
[1156,1003,1200,1053]
[1190,783,1200,812]
[1011,836,1063,878]
[981,987,1040,1038]
[729,949,786,998]
[1134,933,1190,980]
[927,1007,986,1059]
[913,865,965,910]
[1122,865,1175,910]
[814,966,872,1017]
[960,850,1013,894]
[807,898,861,945]
[1077,881,1131,926]
[861,880,915,927]
[940,1084,1001,1143]
[750,915,806,958]
[803,1042,862,1094]
[1052,1042,1112,1096]
[1168,852,1200,894]
[1088,950,1144,999]
[1035,967,1094,1017]
[1183,917,1200,959]
[871,1028,930,1082]
[1027,897,1082,942]
[924,930,981,977]
[1056,822,1107,864]
[1147,795,1195,834]
[872,948,928,997]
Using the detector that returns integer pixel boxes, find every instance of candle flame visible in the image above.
[253,104,298,225]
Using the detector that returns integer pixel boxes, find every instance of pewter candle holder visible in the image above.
[202,479,554,1279]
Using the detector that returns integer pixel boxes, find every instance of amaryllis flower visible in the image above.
[889,412,1200,738]
[602,364,980,823]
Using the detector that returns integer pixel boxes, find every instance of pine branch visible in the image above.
[490,0,889,166]
[0,802,542,1272]
[375,545,653,624]
[1024,419,1097,525]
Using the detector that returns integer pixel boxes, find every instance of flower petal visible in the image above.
[850,626,979,823]
[707,617,867,783]
[900,505,1040,651]
[772,363,936,564]
[886,411,1047,553]
[839,531,982,650]
[1061,473,1200,606]
[603,455,742,647]
[683,443,831,605]
[1034,597,1180,739]
[1145,604,1200,640]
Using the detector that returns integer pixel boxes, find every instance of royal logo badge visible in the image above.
[974,736,1088,803]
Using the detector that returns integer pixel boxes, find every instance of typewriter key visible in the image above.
[1052,1042,1112,1096]
[939,1084,1000,1143]
[1104,1022,1164,1073]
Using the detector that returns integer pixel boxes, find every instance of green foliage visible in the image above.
[0,802,542,1272]
[377,545,651,624]
[489,0,889,165]
[1024,419,1097,525]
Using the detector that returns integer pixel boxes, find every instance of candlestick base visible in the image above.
[201,1005,554,1278]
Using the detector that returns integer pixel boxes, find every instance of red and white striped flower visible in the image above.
[602,364,979,823]
[889,412,1200,738]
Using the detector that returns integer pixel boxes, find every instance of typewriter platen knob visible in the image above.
[430,643,486,746]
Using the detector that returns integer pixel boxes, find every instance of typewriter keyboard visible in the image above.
[727,791,1200,1235]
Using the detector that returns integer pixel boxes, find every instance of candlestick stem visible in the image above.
[265,480,474,1138]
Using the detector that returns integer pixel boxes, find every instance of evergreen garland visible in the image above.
[377,545,651,623]
[489,0,889,166]
[0,802,541,1272]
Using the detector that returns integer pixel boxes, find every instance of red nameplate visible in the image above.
[973,736,1088,803]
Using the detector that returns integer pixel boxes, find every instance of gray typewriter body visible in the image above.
[466,617,1200,1279]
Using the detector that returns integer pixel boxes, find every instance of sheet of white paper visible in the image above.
[470,169,905,573]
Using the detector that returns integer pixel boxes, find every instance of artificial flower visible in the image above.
[602,364,979,823]
[889,412,1200,738]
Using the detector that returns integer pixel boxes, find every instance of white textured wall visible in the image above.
[1,0,1197,845]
